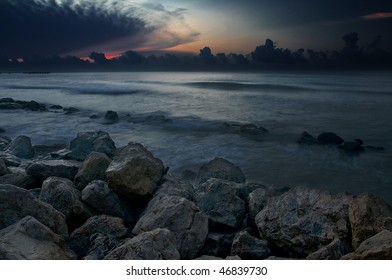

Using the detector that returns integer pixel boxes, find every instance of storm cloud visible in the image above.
[0,0,199,57]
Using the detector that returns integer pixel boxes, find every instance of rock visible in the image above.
[194,255,223,260]
[0,135,11,151]
[81,180,138,224]
[355,139,364,145]
[201,232,235,258]
[104,110,119,123]
[0,153,21,167]
[5,136,35,159]
[155,173,195,200]
[306,238,348,260]
[0,171,37,189]
[104,228,180,260]
[248,186,280,225]
[50,105,63,110]
[0,128,4,133]
[231,230,271,260]
[255,186,353,257]
[69,215,128,259]
[65,131,116,161]
[39,177,95,231]
[106,142,165,200]
[196,179,246,231]
[240,124,269,135]
[132,194,208,259]
[74,152,112,190]
[26,159,81,181]
[364,145,385,151]
[0,98,14,103]
[22,100,45,111]
[338,141,365,152]
[348,193,392,250]
[63,107,79,114]
[317,132,344,145]
[0,216,75,260]
[0,184,68,239]
[0,158,9,176]
[0,102,22,110]
[196,157,246,185]
[33,144,67,158]
[145,115,172,124]
[297,131,318,145]
[29,188,41,198]
[89,114,99,119]
[341,230,392,260]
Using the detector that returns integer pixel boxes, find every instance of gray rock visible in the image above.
[348,193,392,250]
[74,152,112,190]
[145,115,172,124]
[196,179,245,230]
[196,157,246,185]
[0,171,37,189]
[230,230,271,260]
[0,184,68,239]
[0,216,75,260]
[0,153,21,167]
[5,136,35,159]
[81,180,137,224]
[155,173,195,200]
[26,159,81,181]
[29,188,41,199]
[0,102,22,110]
[255,186,353,257]
[104,110,119,123]
[341,230,392,260]
[201,232,235,258]
[297,131,318,145]
[317,132,344,145]
[306,238,348,260]
[248,186,280,225]
[133,194,208,259]
[106,142,165,200]
[338,141,365,152]
[39,177,95,230]
[104,228,180,260]
[69,215,128,259]
[0,158,9,176]
[0,136,11,151]
[240,124,268,135]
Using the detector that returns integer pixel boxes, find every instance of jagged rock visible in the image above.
[0,171,37,189]
[81,180,138,224]
[230,230,271,260]
[155,173,195,200]
[317,132,344,145]
[348,193,392,250]
[22,100,46,111]
[0,136,11,151]
[132,194,208,259]
[196,157,246,184]
[68,215,128,259]
[39,177,95,231]
[201,232,235,258]
[0,216,75,260]
[26,159,81,181]
[74,152,111,190]
[341,230,392,260]
[306,238,348,260]
[248,186,280,224]
[104,228,180,260]
[106,142,165,200]
[297,131,318,145]
[5,136,35,159]
[0,184,68,239]
[0,158,9,176]
[196,178,245,231]
[104,110,119,123]
[255,186,353,257]
[338,141,365,152]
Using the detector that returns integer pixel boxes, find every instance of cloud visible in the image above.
[0,0,199,57]
[362,12,392,20]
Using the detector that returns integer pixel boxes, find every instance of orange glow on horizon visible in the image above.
[363,12,392,20]
[104,53,121,59]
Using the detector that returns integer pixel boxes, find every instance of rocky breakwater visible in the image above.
[1,130,392,260]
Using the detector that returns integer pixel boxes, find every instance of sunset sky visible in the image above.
[1,0,391,57]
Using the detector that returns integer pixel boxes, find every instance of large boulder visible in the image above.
[0,158,9,176]
[132,194,208,259]
[0,153,21,167]
[68,215,128,259]
[196,179,245,231]
[230,230,271,260]
[317,132,344,145]
[248,186,280,224]
[348,193,392,250]
[39,177,95,231]
[5,136,35,159]
[81,180,138,224]
[155,173,195,201]
[201,232,235,258]
[65,131,116,161]
[341,230,392,260]
[0,216,75,260]
[26,159,81,181]
[106,142,165,200]
[0,184,68,239]
[104,228,180,260]
[196,157,246,185]
[74,152,112,190]
[104,110,119,123]
[306,238,348,260]
[255,187,352,257]
[0,171,37,189]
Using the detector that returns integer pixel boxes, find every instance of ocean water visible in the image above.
[1,71,392,203]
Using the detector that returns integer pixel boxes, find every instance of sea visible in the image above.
[1,71,391,204]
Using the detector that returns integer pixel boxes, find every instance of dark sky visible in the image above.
[1,0,391,57]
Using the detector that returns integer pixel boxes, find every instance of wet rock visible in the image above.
[89,114,99,119]
[0,153,21,167]
[0,216,75,260]
[0,171,37,189]
[155,173,195,200]
[306,238,348,260]
[196,157,246,185]
[69,215,128,259]
[104,228,180,260]
[22,100,46,111]
[341,230,392,260]
[338,141,365,152]
[297,131,318,145]
[133,194,208,259]
[0,184,68,239]
[63,107,79,114]
[5,135,35,159]
[0,158,9,176]
[104,110,119,123]
[240,124,269,141]
[106,142,165,200]
[0,135,11,151]
[317,132,344,145]
[201,232,235,258]
[74,152,112,190]
[0,102,22,110]
[348,193,392,250]
[255,187,353,257]
[0,98,14,103]
[50,105,63,110]
[26,159,81,181]
[230,230,271,260]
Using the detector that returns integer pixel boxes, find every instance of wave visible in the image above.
[184,81,311,91]
[70,88,149,96]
